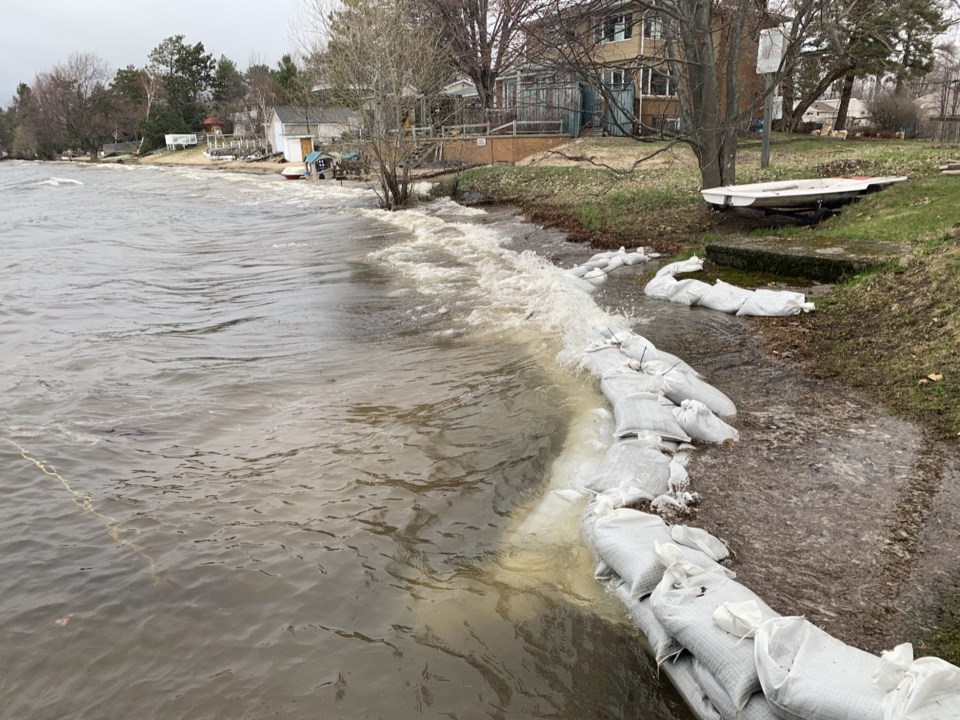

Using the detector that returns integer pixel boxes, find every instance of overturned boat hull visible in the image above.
[701,176,907,209]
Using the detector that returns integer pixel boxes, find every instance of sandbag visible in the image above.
[660,653,724,720]
[691,658,781,720]
[655,255,705,278]
[600,370,667,405]
[736,289,815,317]
[653,367,737,417]
[591,510,731,599]
[582,345,630,376]
[670,525,730,563]
[645,273,681,300]
[699,280,753,314]
[614,584,683,666]
[651,558,778,710]
[873,643,960,720]
[754,615,885,720]
[672,279,713,306]
[613,392,691,443]
[586,439,673,496]
[673,399,740,443]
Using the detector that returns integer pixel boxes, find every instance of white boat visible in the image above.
[280,166,306,180]
[701,176,907,209]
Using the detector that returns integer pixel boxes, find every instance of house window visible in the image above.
[641,67,677,96]
[596,13,633,43]
[603,69,630,86]
[643,13,664,39]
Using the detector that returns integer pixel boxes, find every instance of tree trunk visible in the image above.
[834,72,855,131]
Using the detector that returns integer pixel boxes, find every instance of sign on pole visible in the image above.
[756,26,789,75]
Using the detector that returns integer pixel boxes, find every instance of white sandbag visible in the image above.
[655,255,705,278]
[566,265,589,278]
[619,340,700,377]
[621,251,648,266]
[673,399,740,443]
[672,279,713,306]
[736,288,815,317]
[600,370,668,405]
[873,643,960,720]
[582,345,630,376]
[691,659,781,720]
[591,510,731,599]
[645,273,681,300]
[614,584,684,666]
[586,439,673,496]
[613,393,691,443]
[651,558,778,710]
[754,615,885,720]
[582,267,608,286]
[603,256,625,272]
[670,525,730,562]
[699,280,753,314]
[660,653,724,720]
[653,367,737,417]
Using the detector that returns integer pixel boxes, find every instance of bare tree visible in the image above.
[33,53,113,158]
[304,0,452,209]
[417,0,539,113]
[525,1,814,188]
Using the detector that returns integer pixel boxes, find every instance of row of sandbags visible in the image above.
[584,506,960,720]
[644,256,816,316]
[569,324,959,719]
[565,247,655,290]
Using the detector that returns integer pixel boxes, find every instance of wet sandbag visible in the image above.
[602,329,702,377]
[873,643,960,720]
[736,289,815,317]
[645,273,681,300]
[673,399,740,444]
[592,510,731,599]
[670,525,730,562]
[650,366,737,417]
[614,583,684,665]
[699,280,753,314]
[651,558,779,710]
[754,615,885,720]
[655,255,705,279]
[660,653,724,720]
[671,279,713,306]
[586,439,673,497]
[600,370,667,405]
[613,392,691,443]
[691,658,781,720]
[582,345,630,376]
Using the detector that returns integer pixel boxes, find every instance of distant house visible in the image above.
[267,106,361,161]
[801,98,871,128]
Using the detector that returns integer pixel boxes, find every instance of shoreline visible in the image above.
[44,151,960,662]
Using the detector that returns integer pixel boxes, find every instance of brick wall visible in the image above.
[440,135,572,165]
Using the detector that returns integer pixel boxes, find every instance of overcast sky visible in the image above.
[0,0,304,109]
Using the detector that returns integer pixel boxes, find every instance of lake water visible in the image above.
[0,161,695,720]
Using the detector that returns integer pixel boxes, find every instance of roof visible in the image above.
[304,151,333,162]
[272,106,357,125]
[202,115,224,125]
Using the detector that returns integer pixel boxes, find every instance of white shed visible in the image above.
[267,106,360,160]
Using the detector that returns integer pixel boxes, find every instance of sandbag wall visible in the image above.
[561,253,959,720]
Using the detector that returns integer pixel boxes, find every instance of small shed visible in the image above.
[267,106,360,160]
[202,115,225,135]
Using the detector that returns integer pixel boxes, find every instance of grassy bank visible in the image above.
[445,134,960,441]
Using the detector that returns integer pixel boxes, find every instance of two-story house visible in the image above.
[503,0,765,138]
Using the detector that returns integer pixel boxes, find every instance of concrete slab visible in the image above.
[705,235,909,282]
